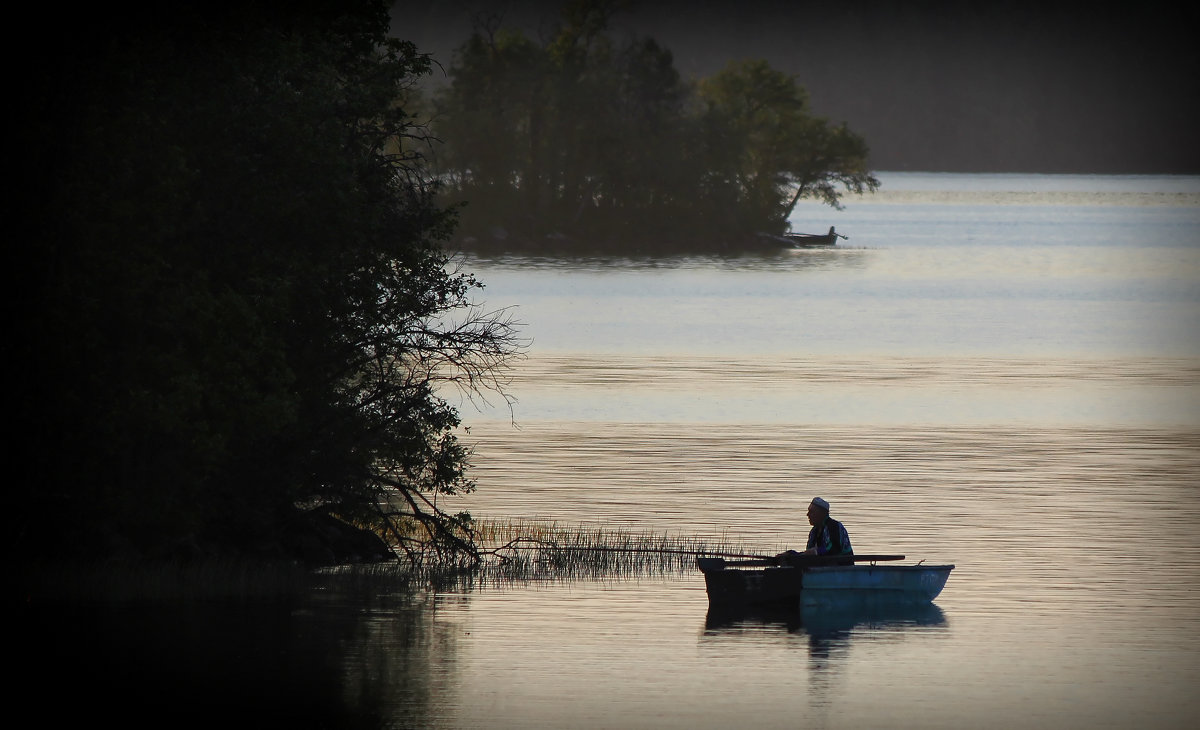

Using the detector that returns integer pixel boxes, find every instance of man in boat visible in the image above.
[803,497,852,556]
[776,497,853,565]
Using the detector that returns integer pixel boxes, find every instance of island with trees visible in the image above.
[430,2,878,255]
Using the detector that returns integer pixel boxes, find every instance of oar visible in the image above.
[709,553,907,569]
[545,547,778,560]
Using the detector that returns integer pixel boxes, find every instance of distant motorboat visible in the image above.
[784,225,848,247]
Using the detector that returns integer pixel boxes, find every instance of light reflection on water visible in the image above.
[421,178,1200,727]
[458,354,1200,425]
[420,556,1199,729]
[452,420,1200,614]
[460,237,1200,359]
[426,348,1200,727]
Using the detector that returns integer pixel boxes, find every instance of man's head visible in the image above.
[807,497,830,526]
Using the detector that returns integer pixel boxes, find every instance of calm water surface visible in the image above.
[432,173,1200,728]
[30,174,1199,728]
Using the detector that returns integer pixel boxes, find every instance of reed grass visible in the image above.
[313,517,780,596]
[455,517,778,586]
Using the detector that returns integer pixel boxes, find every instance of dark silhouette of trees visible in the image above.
[15,0,522,566]
[699,60,878,229]
[432,1,878,252]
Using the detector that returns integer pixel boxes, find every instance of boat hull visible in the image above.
[701,563,953,609]
[784,233,838,247]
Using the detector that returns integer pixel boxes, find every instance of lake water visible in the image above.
[26,174,1200,728]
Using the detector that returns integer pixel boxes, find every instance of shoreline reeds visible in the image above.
[320,517,781,593]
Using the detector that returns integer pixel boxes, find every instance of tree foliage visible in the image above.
[15,1,522,565]
[699,59,880,230]
[432,1,879,251]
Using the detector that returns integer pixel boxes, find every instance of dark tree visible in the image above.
[698,59,879,230]
[14,1,522,566]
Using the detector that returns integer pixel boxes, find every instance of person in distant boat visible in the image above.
[776,497,853,564]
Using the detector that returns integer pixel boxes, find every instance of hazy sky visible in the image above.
[392,0,1200,173]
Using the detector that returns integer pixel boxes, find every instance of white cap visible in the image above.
[810,497,830,511]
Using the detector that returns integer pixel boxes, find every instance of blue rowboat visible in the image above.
[697,554,954,609]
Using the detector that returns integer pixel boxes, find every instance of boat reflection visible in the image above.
[700,601,949,719]
[703,600,948,644]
